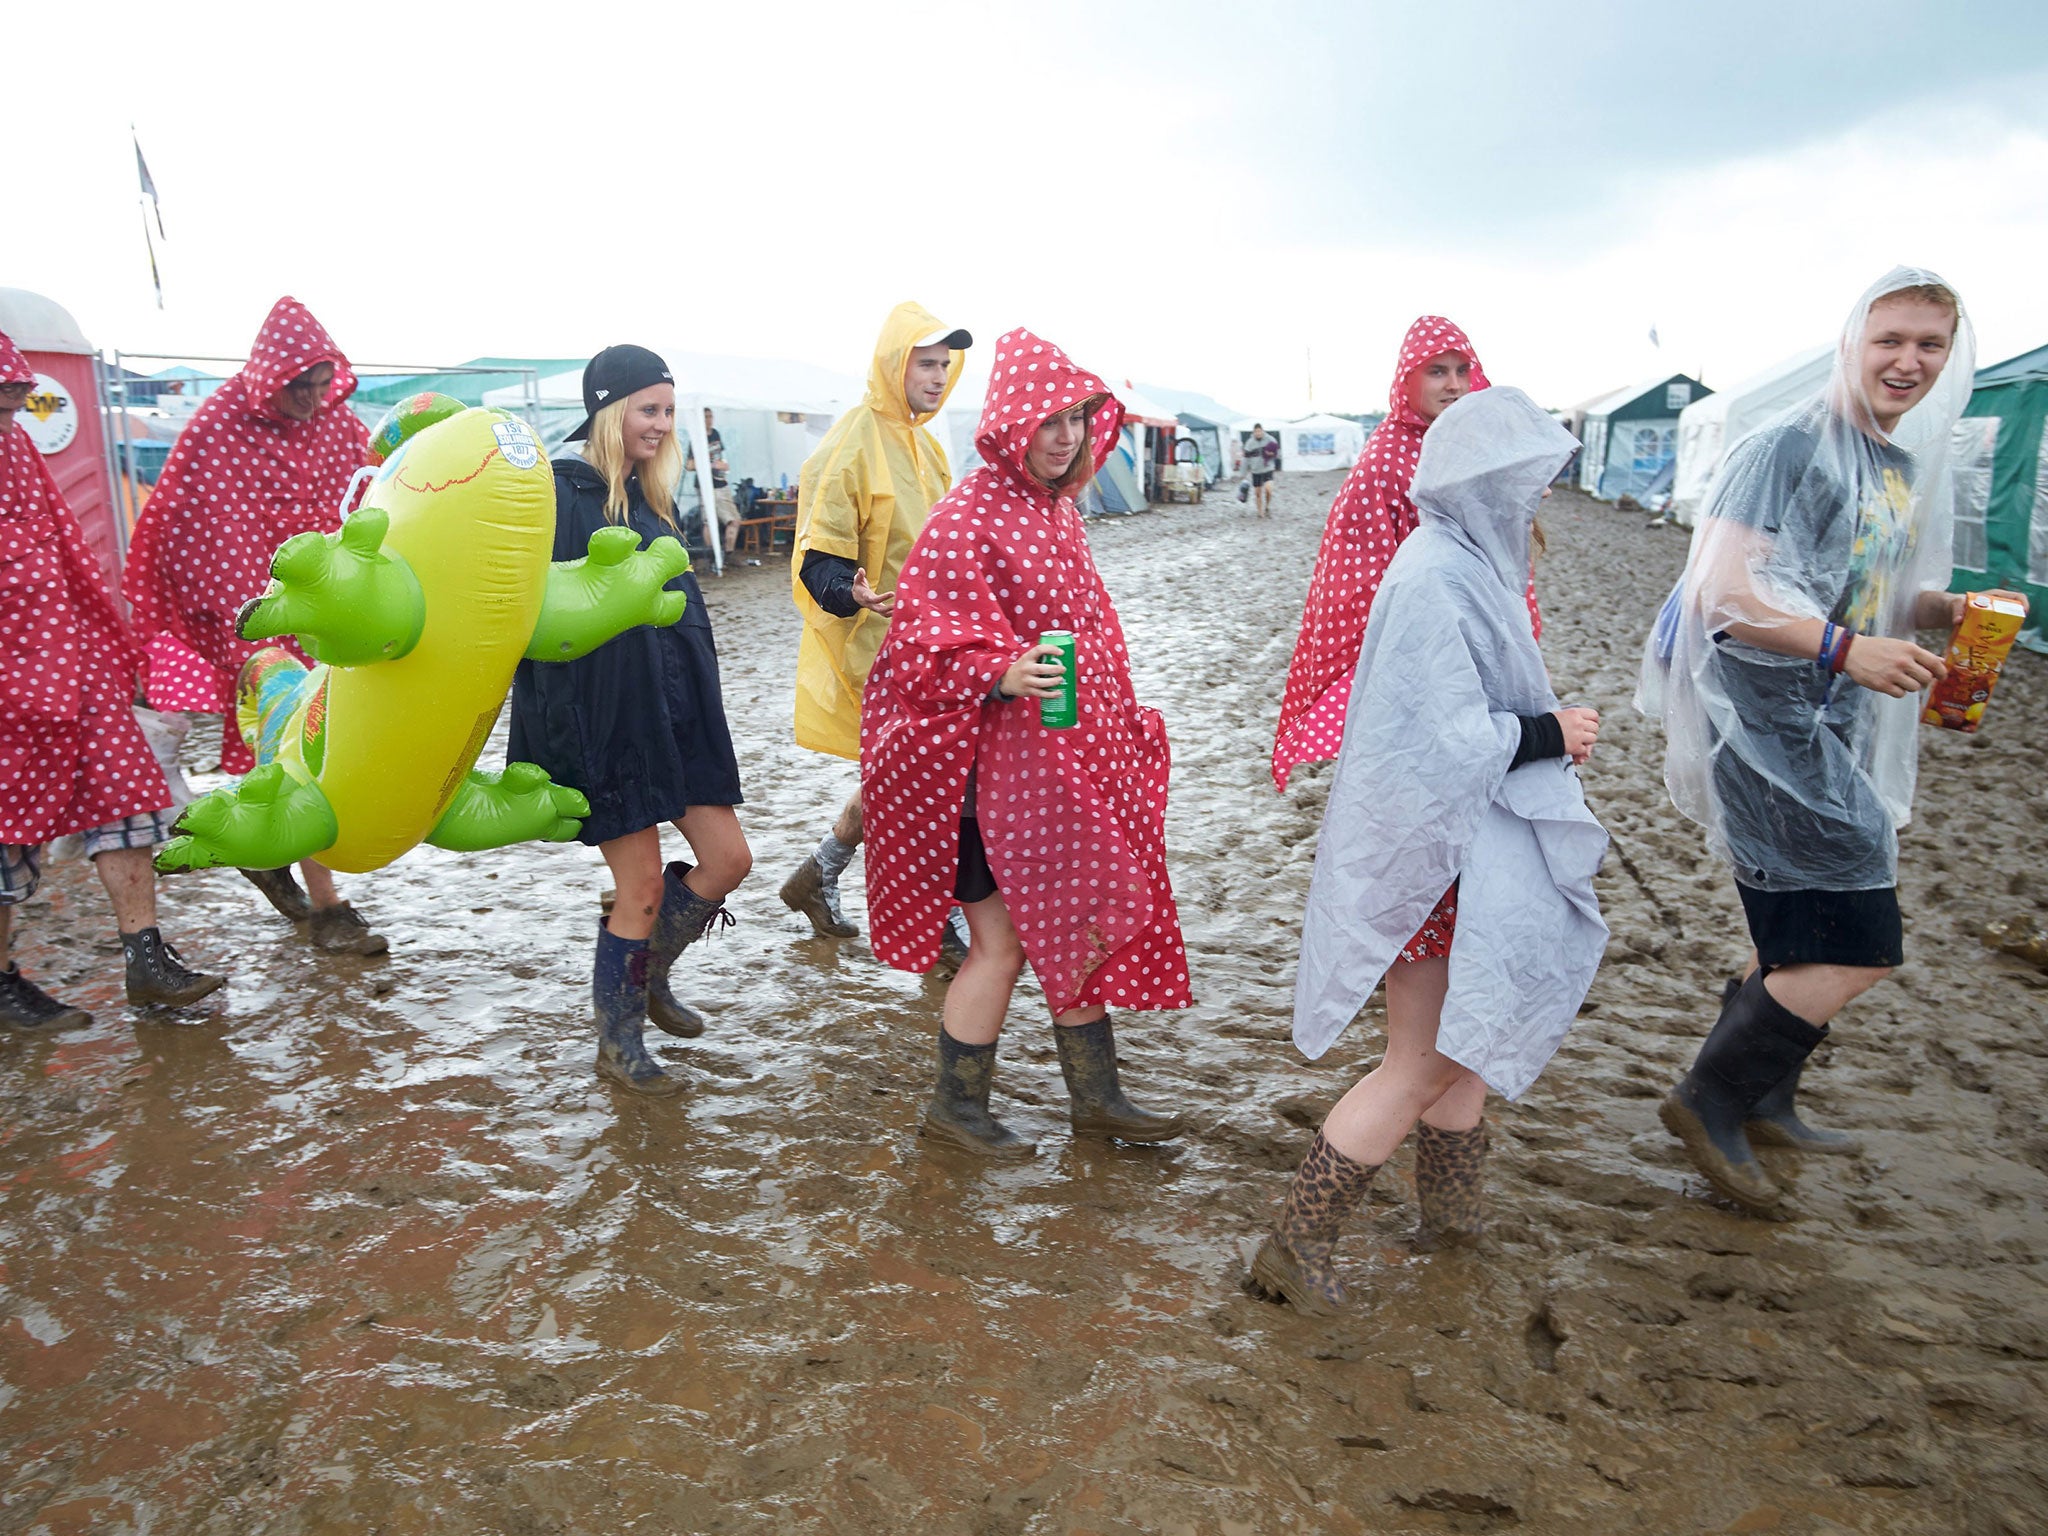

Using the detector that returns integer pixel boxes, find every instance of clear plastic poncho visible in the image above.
[1637,267,1976,891]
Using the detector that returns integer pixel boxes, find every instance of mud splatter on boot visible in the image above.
[593,923,683,1098]
[921,1030,1035,1159]
[0,965,93,1031]
[647,862,731,1039]
[1247,1131,1381,1315]
[1055,1016,1185,1143]
[122,928,226,1009]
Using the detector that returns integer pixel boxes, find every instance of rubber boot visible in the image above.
[0,964,93,1031]
[309,902,389,956]
[1055,1016,1187,1143]
[1659,971,1827,1212]
[647,861,730,1039]
[121,928,226,1008]
[1412,1120,1487,1251]
[930,907,971,981]
[593,922,683,1097]
[779,843,858,939]
[240,865,312,922]
[1746,1060,1863,1154]
[1247,1131,1382,1315]
[920,1030,1036,1159]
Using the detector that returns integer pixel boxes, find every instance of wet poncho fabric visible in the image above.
[861,329,1191,1013]
[122,297,369,770]
[1636,268,1974,891]
[791,301,964,759]
[1274,317,1542,791]
[1293,387,1607,1100]
[0,368,170,844]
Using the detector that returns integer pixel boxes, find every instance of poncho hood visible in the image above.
[1390,315,1490,428]
[974,329,1125,498]
[1413,386,1577,598]
[239,296,358,423]
[867,301,966,428]
[0,330,32,384]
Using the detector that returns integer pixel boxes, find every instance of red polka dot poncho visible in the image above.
[1271,316,1540,791]
[122,296,370,771]
[860,329,1192,1014]
[1,329,170,845]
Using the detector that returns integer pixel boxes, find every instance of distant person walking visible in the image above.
[1245,423,1280,517]
[686,408,742,556]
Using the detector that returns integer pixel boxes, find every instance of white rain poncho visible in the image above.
[1637,268,1975,891]
[1293,388,1610,1100]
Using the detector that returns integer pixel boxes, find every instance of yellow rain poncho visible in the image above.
[790,301,965,758]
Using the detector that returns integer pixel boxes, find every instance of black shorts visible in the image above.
[1251,470,1275,487]
[1736,883,1904,970]
[954,817,997,904]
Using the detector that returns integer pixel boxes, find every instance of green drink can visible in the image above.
[1037,631,1078,730]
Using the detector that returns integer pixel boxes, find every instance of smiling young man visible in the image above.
[779,302,969,952]
[1643,270,1976,1215]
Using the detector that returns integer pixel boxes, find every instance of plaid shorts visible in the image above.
[1,810,177,907]
[0,843,42,908]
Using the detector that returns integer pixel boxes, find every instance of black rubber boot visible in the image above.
[1659,971,1827,1212]
[593,922,683,1097]
[647,861,729,1039]
[1746,1061,1864,1154]
[239,865,312,922]
[1055,1016,1186,1143]
[1413,1120,1487,1251]
[1247,1131,1382,1315]
[122,928,227,1008]
[920,1030,1035,1159]
[0,964,93,1031]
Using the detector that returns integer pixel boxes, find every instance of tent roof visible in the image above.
[1136,383,1249,427]
[1287,411,1360,430]
[1976,343,2048,386]
[0,288,92,354]
[1114,382,1182,429]
[1679,346,1830,424]
[1578,372,1708,421]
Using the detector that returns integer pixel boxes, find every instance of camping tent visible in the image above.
[1575,372,1712,501]
[0,288,123,583]
[1668,347,1831,526]
[1951,343,2048,641]
[1281,412,1366,473]
[1137,384,1249,485]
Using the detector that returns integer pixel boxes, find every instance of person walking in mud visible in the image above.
[121,296,387,956]
[779,303,972,970]
[1272,316,1541,792]
[1244,423,1280,517]
[509,346,752,1097]
[0,329,224,1027]
[860,329,1190,1159]
[1247,387,1608,1316]
[1638,269,1976,1215]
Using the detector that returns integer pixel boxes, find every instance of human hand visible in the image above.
[999,642,1065,700]
[1843,635,1946,696]
[852,567,895,617]
[1914,590,1967,632]
[1555,706,1600,765]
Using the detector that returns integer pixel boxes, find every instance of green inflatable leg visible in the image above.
[426,763,591,852]
[238,506,428,667]
[155,764,340,874]
[524,527,691,662]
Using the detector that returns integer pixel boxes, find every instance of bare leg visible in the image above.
[1318,957,1469,1165]
[1762,962,1890,1027]
[1418,1067,1487,1132]
[92,847,158,933]
[0,904,13,969]
[942,893,1026,1046]
[301,859,340,909]
[672,805,751,903]
[600,827,666,941]
[831,790,863,848]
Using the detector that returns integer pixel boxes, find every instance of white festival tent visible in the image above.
[1280,412,1367,473]
[484,351,864,572]
[1666,345,1832,526]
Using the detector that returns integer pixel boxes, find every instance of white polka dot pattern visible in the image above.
[1271,316,1542,792]
[122,297,370,772]
[858,329,1192,1014]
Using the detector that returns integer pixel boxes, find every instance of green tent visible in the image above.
[1951,343,2048,643]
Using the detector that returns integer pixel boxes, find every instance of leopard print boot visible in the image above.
[1247,1131,1381,1315]
[1412,1120,1487,1252]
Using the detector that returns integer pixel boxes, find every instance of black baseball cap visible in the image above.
[565,344,674,442]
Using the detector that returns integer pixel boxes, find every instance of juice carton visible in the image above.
[1922,590,2030,733]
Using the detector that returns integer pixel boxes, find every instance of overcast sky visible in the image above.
[8,0,2046,417]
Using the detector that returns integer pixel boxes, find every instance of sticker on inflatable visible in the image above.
[21,373,78,454]
[494,419,540,471]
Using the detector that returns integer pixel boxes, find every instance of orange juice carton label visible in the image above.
[1923,590,2029,733]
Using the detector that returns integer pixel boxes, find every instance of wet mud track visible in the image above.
[3,476,2045,1534]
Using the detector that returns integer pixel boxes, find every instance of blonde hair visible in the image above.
[1872,282,1961,335]
[582,397,684,528]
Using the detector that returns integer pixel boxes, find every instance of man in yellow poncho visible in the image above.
[779,302,970,942]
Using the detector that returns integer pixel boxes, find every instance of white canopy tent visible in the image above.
[1280,412,1366,473]
[1667,345,1832,526]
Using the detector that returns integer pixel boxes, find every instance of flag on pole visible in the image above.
[133,128,165,308]
[133,130,164,237]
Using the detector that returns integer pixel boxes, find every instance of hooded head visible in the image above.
[1828,266,1973,450]
[974,329,1125,498]
[1390,316,1490,429]
[869,301,969,427]
[1410,387,1578,595]
[240,297,356,424]
[0,330,31,437]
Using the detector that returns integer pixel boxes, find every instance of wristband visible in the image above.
[1818,621,1838,671]
[1829,630,1853,675]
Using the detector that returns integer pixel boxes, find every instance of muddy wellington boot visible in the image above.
[779,835,859,939]
[647,861,731,1038]
[921,1030,1036,1159]
[0,965,94,1031]
[309,902,389,956]
[1745,1060,1863,1155]
[239,865,312,922]
[592,922,683,1097]
[1659,971,1828,1213]
[1247,1131,1382,1315]
[1412,1120,1488,1251]
[122,928,227,1008]
[1055,1016,1187,1143]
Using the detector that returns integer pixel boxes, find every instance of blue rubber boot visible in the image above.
[647,861,729,1039]
[593,922,683,1097]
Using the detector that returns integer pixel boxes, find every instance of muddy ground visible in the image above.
[3,472,2045,1536]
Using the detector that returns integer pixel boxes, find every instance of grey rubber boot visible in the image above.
[593,922,683,1097]
[1055,1016,1186,1143]
[1412,1121,1487,1251]
[647,861,730,1039]
[0,965,93,1031]
[1247,1131,1382,1315]
[920,1030,1036,1159]
[778,841,858,939]
[309,902,388,955]
[122,928,226,1007]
